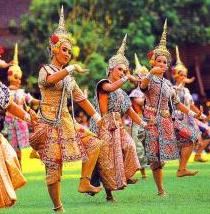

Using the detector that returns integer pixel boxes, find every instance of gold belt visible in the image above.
[41,105,69,113]
[145,106,170,118]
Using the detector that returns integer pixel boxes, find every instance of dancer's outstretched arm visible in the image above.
[141,66,164,89]
[126,107,147,127]
[7,101,37,122]
[102,74,139,92]
[46,64,87,85]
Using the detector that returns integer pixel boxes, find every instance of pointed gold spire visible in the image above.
[134,53,149,76]
[54,5,67,35]
[117,34,127,55]
[175,45,182,65]
[8,43,22,81]
[134,53,142,70]
[154,19,171,61]
[174,45,188,75]
[49,5,72,55]
[13,43,19,65]
[158,19,167,50]
[107,34,129,72]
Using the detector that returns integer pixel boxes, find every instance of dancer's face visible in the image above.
[8,69,22,88]
[79,111,88,123]
[176,70,187,83]
[154,55,168,72]
[111,64,128,81]
[54,42,72,66]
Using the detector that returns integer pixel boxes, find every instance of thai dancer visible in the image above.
[141,20,201,196]
[0,56,37,208]
[3,44,40,167]
[173,46,208,164]
[130,54,149,179]
[36,7,103,212]
[90,35,148,202]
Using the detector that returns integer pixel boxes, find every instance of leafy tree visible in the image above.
[19,0,210,98]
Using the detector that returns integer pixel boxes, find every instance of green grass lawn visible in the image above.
[1,149,210,214]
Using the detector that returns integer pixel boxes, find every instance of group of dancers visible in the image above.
[0,6,210,212]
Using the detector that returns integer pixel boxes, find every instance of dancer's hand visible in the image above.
[74,64,89,73]
[127,74,141,83]
[0,59,10,68]
[183,77,195,84]
[150,66,165,75]
[29,109,38,124]
[195,106,204,119]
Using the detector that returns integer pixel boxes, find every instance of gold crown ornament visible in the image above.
[148,19,171,64]
[133,53,149,77]
[8,43,23,82]
[107,34,129,74]
[49,6,72,54]
[173,45,188,78]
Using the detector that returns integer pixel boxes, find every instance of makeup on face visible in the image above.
[154,55,168,71]
[179,72,187,78]
[56,42,72,66]
[116,64,129,76]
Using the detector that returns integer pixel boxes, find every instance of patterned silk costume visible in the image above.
[90,80,140,190]
[142,20,180,169]
[173,46,200,146]
[0,82,26,208]
[90,35,140,190]
[130,54,149,168]
[173,84,200,145]
[3,89,33,150]
[143,21,200,170]
[38,64,101,184]
[3,44,34,150]
[143,76,181,168]
[130,87,148,168]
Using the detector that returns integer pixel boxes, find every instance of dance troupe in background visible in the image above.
[1,6,210,212]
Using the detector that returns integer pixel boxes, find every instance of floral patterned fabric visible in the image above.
[129,88,148,168]
[0,83,26,208]
[131,122,148,168]
[0,134,26,208]
[0,82,11,110]
[143,76,180,162]
[0,82,11,132]
[90,79,140,190]
[38,65,101,179]
[90,79,131,133]
[173,85,200,145]
[3,89,33,150]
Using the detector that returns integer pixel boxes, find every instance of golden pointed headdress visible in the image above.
[8,43,22,82]
[173,46,188,77]
[49,6,72,50]
[133,53,149,77]
[54,5,68,36]
[13,43,19,65]
[107,34,129,73]
[153,19,171,62]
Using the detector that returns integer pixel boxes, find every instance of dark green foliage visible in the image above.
[19,0,210,97]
